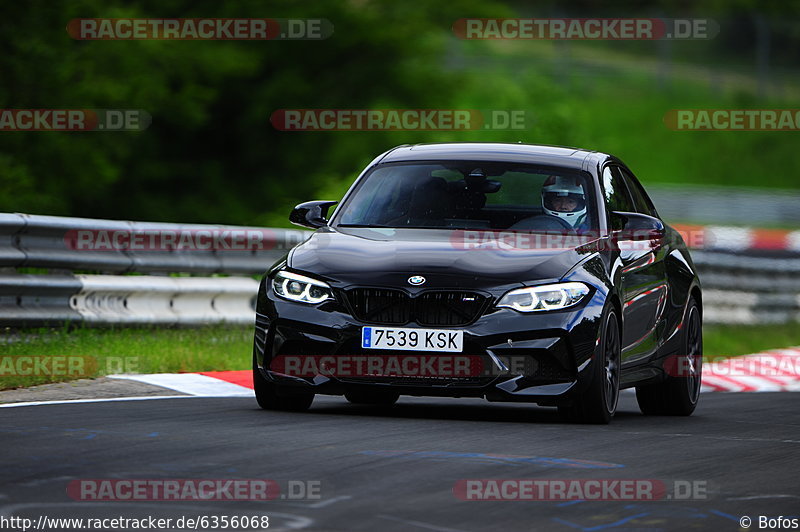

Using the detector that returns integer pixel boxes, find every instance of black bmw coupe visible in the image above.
[253,143,703,423]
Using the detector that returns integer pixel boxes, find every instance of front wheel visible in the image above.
[636,297,702,416]
[253,357,314,412]
[560,309,620,424]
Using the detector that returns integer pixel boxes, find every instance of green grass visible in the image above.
[2,323,800,390]
[0,325,252,390]
[702,323,800,360]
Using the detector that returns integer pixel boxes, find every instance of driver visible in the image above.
[541,175,588,229]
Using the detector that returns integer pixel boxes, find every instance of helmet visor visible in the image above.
[543,192,586,213]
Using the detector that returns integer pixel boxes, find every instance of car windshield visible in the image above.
[334,162,598,232]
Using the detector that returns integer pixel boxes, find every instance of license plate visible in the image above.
[361,327,463,352]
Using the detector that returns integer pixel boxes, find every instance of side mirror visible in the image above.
[610,211,665,241]
[289,200,338,229]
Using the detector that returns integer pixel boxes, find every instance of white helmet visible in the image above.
[541,175,587,228]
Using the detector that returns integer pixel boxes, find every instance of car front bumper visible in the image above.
[253,282,608,405]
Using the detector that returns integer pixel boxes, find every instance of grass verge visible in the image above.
[702,323,800,359]
[0,325,252,390]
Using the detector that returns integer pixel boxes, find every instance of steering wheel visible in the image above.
[509,214,575,232]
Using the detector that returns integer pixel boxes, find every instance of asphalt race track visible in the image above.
[1,392,798,531]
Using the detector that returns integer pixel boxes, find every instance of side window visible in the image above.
[601,166,635,214]
[618,167,658,217]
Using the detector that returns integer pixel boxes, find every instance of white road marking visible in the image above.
[0,395,217,408]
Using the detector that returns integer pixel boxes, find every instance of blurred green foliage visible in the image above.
[0,0,798,228]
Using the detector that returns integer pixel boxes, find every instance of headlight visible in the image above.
[272,270,333,304]
[497,282,590,312]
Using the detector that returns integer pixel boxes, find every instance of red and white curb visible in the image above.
[674,224,800,252]
[110,372,253,396]
[3,349,796,408]
[700,347,800,392]
[106,348,800,396]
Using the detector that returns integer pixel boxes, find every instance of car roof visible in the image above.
[379,143,604,170]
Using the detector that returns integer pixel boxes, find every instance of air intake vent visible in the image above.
[346,289,487,326]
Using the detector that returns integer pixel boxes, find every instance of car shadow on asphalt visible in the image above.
[290,396,650,425]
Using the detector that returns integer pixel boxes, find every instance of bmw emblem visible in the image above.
[408,275,426,286]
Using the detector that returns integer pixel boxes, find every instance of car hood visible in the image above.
[288,227,600,290]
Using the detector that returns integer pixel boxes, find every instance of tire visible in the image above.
[345,389,400,406]
[635,297,702,416]
[560,309,620,424]
[253,357,314,412]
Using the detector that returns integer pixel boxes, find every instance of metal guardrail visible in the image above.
[0,213,310,274]
[0,213,311,326]
[0,213,799,327]
[693,251,800,325]
[649,184,800,227]
[0,274,259,327]
[0,274,83,326]
[72,275,259,326]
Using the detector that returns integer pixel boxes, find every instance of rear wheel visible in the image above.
[636,297,702,416]
[345,389,400,406]
[253,357,314,412]
[560,309,620,424]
